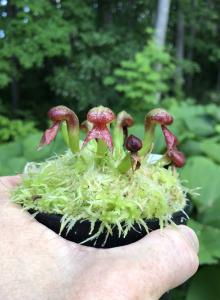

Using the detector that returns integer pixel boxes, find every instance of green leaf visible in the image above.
[200,198,220,229]
[7,157,27,175]
[184,116,214,136]
[189,220,220,264]
[181,140,203,156]
[200,140,220,164]
[180,156,220,210]
[0,141,23,160]
[22,132,66,161]
[187,266,220,300]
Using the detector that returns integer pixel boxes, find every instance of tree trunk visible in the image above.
[11,74,19,113]
[7,1,20,114]
[175,0,185,94]
[216,63,220,91]
[154,0,171,102]
[186,0,196,92]
[97,0,112,27]
[154,0,171,48]
[10,56,20,114]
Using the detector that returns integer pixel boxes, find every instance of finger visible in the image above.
[0,175,21,189]
[124,225,199,299]
[0,175,21,200]
[0,175,21,193]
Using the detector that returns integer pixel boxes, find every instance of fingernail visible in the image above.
[178,225,199,253]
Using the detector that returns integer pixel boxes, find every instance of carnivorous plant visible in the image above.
[12,106,188,243]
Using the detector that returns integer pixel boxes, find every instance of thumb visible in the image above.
[128,225,199,299]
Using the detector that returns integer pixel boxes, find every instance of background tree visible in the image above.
[0,0,71,117]
[154,0,171,47]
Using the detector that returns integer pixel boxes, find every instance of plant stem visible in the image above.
[68,123,80,153]
[117,153,132,174]
[139,125,155,157]
[95,139,108,165]
[113,125,124,158]
[61,122,70,146]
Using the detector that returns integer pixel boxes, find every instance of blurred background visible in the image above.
[0,0,220,298]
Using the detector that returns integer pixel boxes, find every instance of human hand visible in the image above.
[0,176,199,300]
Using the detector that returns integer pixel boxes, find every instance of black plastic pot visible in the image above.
[29,205,190,248]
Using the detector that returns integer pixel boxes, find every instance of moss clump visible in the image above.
[12,149,188,241]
